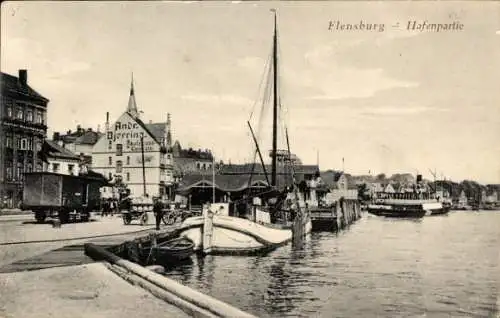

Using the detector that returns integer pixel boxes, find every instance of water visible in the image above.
[167,211,500,317]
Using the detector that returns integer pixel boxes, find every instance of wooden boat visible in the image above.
[179,10,312,255]
[141,237,195,264]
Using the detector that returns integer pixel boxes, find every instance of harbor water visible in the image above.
[167,211,500,317]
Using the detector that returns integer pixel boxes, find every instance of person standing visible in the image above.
[153,198,164,231]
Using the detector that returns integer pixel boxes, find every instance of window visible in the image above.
[52,163,60,173]
[116,144,123,156]
[35,138,42,152]
[126,156,130,165]
[116,160,122,173]
[16,108,24,120]
[17,163,23,180]
[20,138,27,150]
[35,111,42,124]
[6,107,12,118]
[108,173,112,180]
[68,164,74,175]
[27,163,33,173]
[6,165,13,180]
[126,172,130,181]
[26,110,33,122]
[108,156,112,165]
[5,135,13,148]
[108,140,112,150]
[27,137,33,151]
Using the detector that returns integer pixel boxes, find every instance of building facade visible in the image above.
[91,78,174,198]
[42,140,81,175]
[172,140,216,178]
[52,125,102,170]
[1,70,48,208]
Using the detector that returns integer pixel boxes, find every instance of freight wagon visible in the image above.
[21,172,108,223]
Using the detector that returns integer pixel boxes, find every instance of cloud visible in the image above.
[181,94,253,106]
[303,68,419,101]
[360,106,448,116]
[2,37,91,77]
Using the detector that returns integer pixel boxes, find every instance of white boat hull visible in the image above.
[179,214,312,255]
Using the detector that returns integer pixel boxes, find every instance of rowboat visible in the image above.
[141,237,195,265]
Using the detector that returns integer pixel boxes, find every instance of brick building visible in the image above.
[0,70,48,208]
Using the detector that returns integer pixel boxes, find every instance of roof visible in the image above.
[43,140,80,160]
[132,115,164,146]
[1,72,48,102]
[145,123,165,144]
[74,130,102,145]
[219,163,319,175]
[320,170,344,187]
[177,173,271,193]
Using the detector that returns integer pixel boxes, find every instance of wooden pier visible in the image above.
[310,198,361,231]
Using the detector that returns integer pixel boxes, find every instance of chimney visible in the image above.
[18,70,27,86]
[105,112,110,132]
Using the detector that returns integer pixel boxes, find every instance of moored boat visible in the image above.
[179,10,312,255]
[141,237,195,265]
[367,175,449,218]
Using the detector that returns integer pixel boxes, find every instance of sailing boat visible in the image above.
[179,10,312,255]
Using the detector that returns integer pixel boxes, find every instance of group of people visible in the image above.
[101,198,119,216]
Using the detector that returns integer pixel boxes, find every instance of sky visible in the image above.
[2,1,500,184]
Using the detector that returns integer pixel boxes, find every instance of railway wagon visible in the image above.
[21,172,107,223]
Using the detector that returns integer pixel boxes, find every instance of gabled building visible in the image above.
[52,125,103,169]
[1,70,48,208]
[172,140,216,177]
[320,170,350,191]
[91,76,174,198]
[41,140,81,175]
[384,183,396,193]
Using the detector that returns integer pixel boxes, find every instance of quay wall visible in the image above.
[85,242,256,318]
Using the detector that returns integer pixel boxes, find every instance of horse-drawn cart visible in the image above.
[121,196,153,225]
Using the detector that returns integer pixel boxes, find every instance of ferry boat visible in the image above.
[179,10,312,255]
[368,193,448,218]
[367,178,450,218]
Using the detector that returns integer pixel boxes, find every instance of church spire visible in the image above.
[127,72,139,118]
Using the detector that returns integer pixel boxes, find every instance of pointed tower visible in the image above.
[127,73,139,118]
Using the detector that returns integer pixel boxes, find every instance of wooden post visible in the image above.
[202,207,214,254]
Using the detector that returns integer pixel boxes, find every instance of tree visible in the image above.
[357,183,371,202]
[375,173,386,182]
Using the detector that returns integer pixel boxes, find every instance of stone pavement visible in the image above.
[0,213,163,269]
[0,263,189,318]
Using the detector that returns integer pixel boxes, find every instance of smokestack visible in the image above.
[18,70,27,86]
[105,112,110,132]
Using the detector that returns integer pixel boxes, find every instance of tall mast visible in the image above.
[271,9,278,187]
